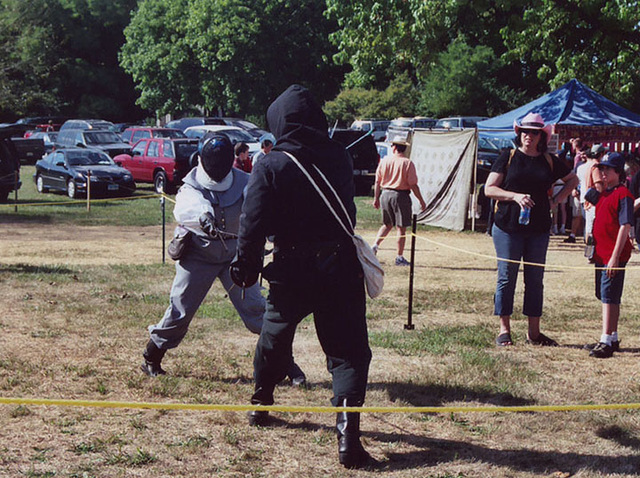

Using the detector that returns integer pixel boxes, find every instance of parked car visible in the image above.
[16,116,68,131]
[34,148,135,199]
[221,117,268,140]
[60,119,115,131]
[165,117,226,132]
[120,127,186,144]
[330,129,380,196]
[56,129,132,158]
[29,132,58,154]
[385,116,436,143]
[0,125,22,202]
[350,119,391,142]
[184,125,261,156]
[434,116,488,129]
[376,141,393,159]
[113,138,199,194]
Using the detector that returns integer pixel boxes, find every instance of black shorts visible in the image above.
[381,189,412,227]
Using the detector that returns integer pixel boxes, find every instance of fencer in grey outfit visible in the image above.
[141,134,305,385]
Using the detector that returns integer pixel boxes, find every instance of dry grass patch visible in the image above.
[2,224,640,476]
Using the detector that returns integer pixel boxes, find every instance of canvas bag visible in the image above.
[283,152,384,298]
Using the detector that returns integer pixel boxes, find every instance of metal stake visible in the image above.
[405,214,417,330]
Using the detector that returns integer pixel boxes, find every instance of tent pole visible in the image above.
[471,129,478,232]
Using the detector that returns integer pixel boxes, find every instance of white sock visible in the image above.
[600,334,614,346]
[611,331,619,342]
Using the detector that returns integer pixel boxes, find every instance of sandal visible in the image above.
[526,333,558,347]
[495,333,513,346]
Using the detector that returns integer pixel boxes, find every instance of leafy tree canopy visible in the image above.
[121,0,345,118]
[0,0,145,122]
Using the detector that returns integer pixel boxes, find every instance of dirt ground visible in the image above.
[3,222,640,477]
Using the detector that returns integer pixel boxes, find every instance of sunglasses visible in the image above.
[521,129,541,136]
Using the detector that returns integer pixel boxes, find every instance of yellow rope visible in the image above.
[2,397,640,414]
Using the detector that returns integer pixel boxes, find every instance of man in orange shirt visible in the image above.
[372,138,426,266]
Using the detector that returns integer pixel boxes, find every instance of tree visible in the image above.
[0,0,145,122]
[501,0,640,110]
[419,38,524,117]
[121,0,345,118]
[323,73,421,126]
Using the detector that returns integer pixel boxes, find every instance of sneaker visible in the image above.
[395,256,410,266]
[559,226,566,235]
[248,410,270,426]
[589,342,614,358]
[371,244,378,255]
[563,235,576,243]
[584,340,620,352]
[140,360,166,377]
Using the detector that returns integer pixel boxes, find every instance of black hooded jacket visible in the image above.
[236,85,357,275]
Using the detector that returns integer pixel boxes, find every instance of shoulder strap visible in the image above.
[543,153,553,172]
[282,152,355,237]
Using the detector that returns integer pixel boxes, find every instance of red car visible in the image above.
[114,138,198,194]
[120,127,186,144]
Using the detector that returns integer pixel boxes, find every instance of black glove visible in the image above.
[229,259,259,288]
[199,211,217,237]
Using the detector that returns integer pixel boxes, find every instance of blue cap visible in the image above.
[259,133,276,146]
[597,152,625,172]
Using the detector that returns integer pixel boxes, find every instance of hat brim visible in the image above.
[513,119,553,139]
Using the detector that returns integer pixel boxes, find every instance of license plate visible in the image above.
[108,184,119,191]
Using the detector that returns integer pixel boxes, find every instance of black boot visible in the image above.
[336,398,372,469]
[140,340,166,377]
[287,361,306,387]
[248,387,273,426]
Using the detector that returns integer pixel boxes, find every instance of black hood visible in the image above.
[267,84,331,164]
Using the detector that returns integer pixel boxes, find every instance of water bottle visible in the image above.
[519,205,530,225]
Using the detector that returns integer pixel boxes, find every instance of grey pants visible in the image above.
[148,255,264,350]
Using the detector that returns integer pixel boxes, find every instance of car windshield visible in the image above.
[84,131,122,144]
[174,142,198,160]
[221,129,254,143]
[435,119,458,128]
[66,151,114,166]
[231,120,259,130]
[152,129,186,139]
[390,119,412,128]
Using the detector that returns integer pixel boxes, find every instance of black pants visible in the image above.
[253,243,371,406]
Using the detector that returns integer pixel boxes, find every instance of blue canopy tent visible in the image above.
[477,79,640,145]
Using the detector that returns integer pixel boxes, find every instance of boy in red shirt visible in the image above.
[583,153,634,358]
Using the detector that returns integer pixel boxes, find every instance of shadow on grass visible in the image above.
[372,432,640,474]
[0,263,75,274]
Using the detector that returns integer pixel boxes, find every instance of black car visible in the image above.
[34,148,136,199]
[330,129,380,196]
[55,129,132,158]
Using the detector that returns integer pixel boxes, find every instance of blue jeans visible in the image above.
[595,263,627,305]
[492,224,550,317]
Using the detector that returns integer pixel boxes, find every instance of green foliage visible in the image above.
[0,0,145,121]
[121,0,344,118]
[501,0,640,111]
[323,73,421,126]
[419,38,524,117]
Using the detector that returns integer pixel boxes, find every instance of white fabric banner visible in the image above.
[410,129,477,231]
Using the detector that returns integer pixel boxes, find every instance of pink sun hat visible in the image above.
[513,112,553,139]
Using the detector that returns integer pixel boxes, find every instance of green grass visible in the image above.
[1,166,167,226]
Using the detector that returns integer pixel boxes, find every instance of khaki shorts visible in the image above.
[381,189,412,228]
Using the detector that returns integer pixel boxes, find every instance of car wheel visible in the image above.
[67,179,77,199]
[154,171,168,194]
[36,175,48,193]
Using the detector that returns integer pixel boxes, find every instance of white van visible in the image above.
[349,119,390,142]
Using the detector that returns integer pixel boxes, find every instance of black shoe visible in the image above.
[287,361,307,387]
[141,340,167,377]
[584,340,620,352]
[140,360,166,377]
[563,236,576,243]
[248,410,270,426]
[589,342,615,358]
